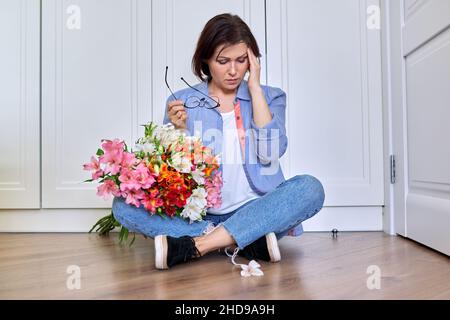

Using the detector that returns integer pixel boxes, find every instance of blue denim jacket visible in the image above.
[163,79,303,236]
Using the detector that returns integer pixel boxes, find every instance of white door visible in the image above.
[0,0,40,208]
[41,0,153,208]
[266,0,385,230]
[389,0,450,255]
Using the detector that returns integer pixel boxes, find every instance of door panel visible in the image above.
[42,0,152,207]
[266,0,385,206]
[0,0,40,208]
[404,20,450,255]
[389,0,450,255]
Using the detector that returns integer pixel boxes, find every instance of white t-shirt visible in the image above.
[207,109,261,215]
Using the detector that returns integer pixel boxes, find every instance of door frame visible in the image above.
[380,0,406,236]
[381,0,450,240]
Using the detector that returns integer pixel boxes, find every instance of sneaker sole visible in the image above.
[155,235,168,269]
[266,232,281,262]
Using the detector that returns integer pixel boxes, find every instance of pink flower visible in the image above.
[83,156,100,171]
[206,171,223,189]
[100,150,123,175]
[206,187,222,208]
[134,162,155,189]
[118,167,141,191]
[122,189,146,208]
[121,152,136,168]
[96,179,120,200]
[83,156,104,180]
[101,139,124,154]
[205,172,223,208]
[92,169,104,180]
[99,139,126,175]
[203,154,217,166]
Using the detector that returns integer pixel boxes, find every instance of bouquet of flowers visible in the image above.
[83,122,223,245]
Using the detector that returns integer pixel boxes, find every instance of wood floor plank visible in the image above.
[0,232,448,299]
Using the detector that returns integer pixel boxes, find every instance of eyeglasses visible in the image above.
[165,66,221,109]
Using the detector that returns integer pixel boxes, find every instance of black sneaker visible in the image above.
[238,232,281,262]
[154,235,201,269]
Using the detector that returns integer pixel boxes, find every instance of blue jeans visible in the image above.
[112,174,325,249]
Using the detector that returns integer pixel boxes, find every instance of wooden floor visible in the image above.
[0,232,449,299]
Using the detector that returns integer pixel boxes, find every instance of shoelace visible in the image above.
[225,247,240,265]
[225,247,264,277]
[180,237,201,261]
[202,223,263,277]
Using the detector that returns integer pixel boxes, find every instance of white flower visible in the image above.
[155,123,182,149]
[169,152,192,173]
[180,201,204,223]
[152,163,160,176]
[191,169,205,184]
[225,247,265,277]
[188,187,207,208]
[184,135,202,144]
[180,187,207,223]
[240,260,264,277]
[134,142,156,154]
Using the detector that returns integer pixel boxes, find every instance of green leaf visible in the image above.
[118,226,126,244]
[89,221,100,233]
[90,212,117,236]
[83,178,94,183]
[123,228,129,242]
[89,214,111,233]
[99,218,115,236]
[157,212,167,219]
[89,210,138,247]
[128,233,136,246]
[96,148,104,156]
[118,226,129,245]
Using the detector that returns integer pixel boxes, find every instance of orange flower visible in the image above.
[204,166,213,177]
[157,163,170,182]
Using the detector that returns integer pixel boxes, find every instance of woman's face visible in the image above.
[206,42,249,93]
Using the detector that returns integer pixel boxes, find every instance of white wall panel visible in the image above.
[0,0,40,208]
[41,0,152,208]
[266,0,385,207]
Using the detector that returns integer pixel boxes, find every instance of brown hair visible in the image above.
[192,13,261,82]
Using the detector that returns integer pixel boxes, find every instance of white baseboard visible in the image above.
[0,208,112,232]
[301,206,383,232]
[0,206,383,232]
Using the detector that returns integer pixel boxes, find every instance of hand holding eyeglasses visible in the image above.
[165,66,221,130]
[167,100,187,130]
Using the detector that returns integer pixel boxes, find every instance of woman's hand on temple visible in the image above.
[167,100,187,130]
[247,47,273,128]
[247,47,262,92]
